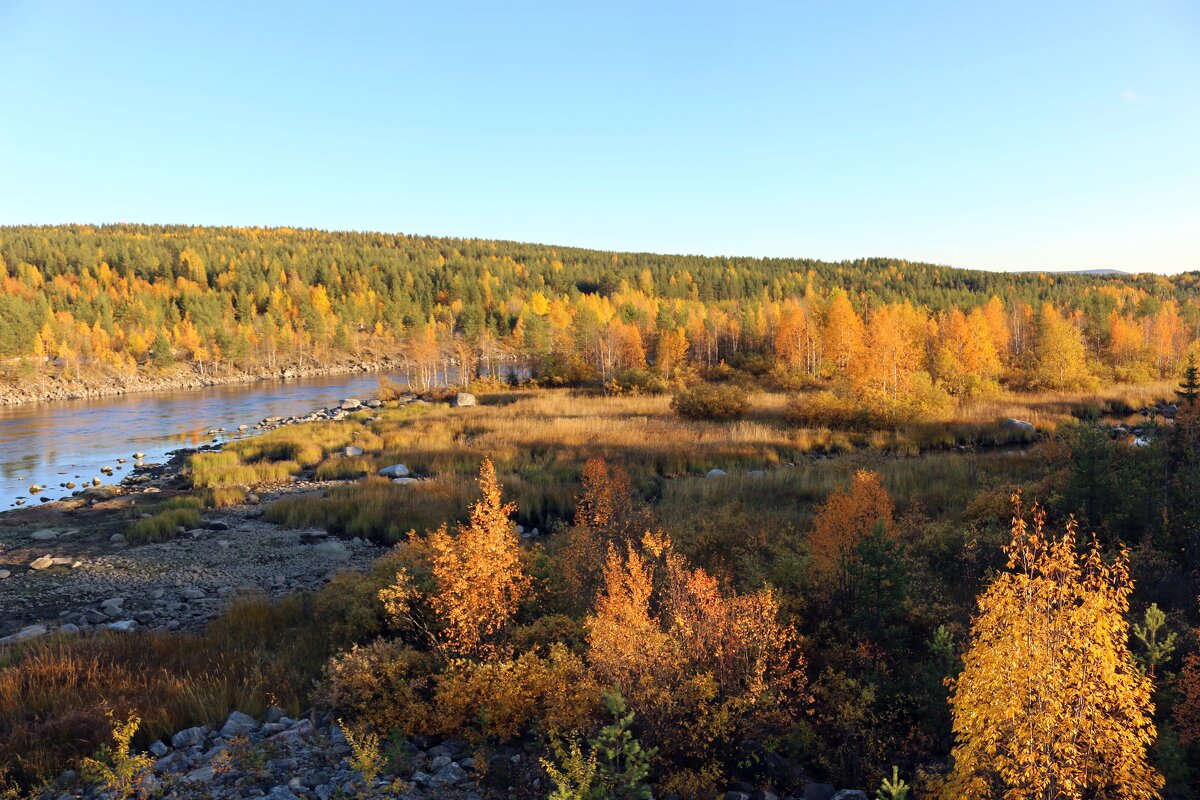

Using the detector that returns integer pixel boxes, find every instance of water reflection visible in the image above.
[0,372,415,509]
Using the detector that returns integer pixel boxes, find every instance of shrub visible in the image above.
[79,711,153,800]
[670,383,750,421]
[542,691,655,800]
[322,641,438,737]
[786,391,872,430]
[126,508,201,543]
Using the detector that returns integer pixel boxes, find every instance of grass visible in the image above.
[0,594,335,784]
[125,507,202,544]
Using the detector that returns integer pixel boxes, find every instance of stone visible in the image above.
[831,792,868,800]
[134,611,156,624]
[433,762,469,785]
[379,463,410,478]
[268,787,301,800]
[450,392,477,407]
[30,555,55,570]
[107,620,136,632]
[8,624,48,643]
[1003,418,1036,435]
[0,570,10,579]
[364,399,382,408]
[110,533,126,544]
[220,710,259,738]
[149,740,169,757]
[183,766,215,783]
[392,476,419,485]
[58,623,80,635]
[340,398,362,410]
[181,588,206,600]
[264,705,288,724]
[31,529,58,541]
[344,445,364,457]
[431,755,452,771]
[171,726,206,749]
[206,520,230,531]
[706,468,727,479]
[313,540,350,561]
[803,785,836,800]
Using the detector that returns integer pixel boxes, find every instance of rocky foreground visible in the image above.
[31,707,868,800]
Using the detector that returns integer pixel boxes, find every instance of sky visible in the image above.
[0,1,1197,273]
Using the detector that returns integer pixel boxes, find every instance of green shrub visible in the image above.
[670,383,750,421]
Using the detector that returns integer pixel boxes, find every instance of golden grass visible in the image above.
[0,595,333,783]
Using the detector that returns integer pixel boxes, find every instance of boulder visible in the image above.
[1133,436,1152,447]
[344,446,364,457]
[30,529,58,541]
[432,763,469,786]
[364,399,382,408]
[220,710,259,738]
[706,468,727,479]
[379,464,410,478]
[339,398,362,411]
[1003,418,1036,435]
[107,620,136,632]
[450,392,477,407]
[171,726,206,749]
[0,570,10,579]
[30,555,55,570]
[392,477,419,485]
[831,792,868,800]
[205,520,230,531]
[5,625,48,644]
[313,540,350,561]
[181,588,206,601]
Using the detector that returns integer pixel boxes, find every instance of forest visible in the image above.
[2,224,1200,415]
[1,224,1199,799]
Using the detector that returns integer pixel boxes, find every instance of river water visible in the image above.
[0,372,414,510]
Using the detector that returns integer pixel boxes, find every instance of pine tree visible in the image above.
[1176,356,1200,405]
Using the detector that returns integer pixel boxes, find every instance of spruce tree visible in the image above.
[1177,357,1200,405]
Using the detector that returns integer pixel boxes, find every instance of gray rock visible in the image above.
[181,588,206,600]
[264,705,288,724]
[206,520,230,531]
[313,540,350,561]
[392,476,419,485]
[831,792,868,800]
[340,398,362,410]
[803,785,836,800]
[268,787,301,800]
[433,763,469,785]
[450,392,477,407]
[706,468,728,479]
[149,740,169,757]
[171,726,206,749]
[110,533,126,544]
[6,624,48,643]
[0,569,10,579]
[30,555,55,570]
[344,446,364,457]
[107,620,136,632]
[220,710,259,738]
[748,469,765,478]
[58,623,80,635]
[431,755,452,771]
[183,766,215,783]
[1003,418,1036,435]
[379,463,410,478]
[31,529,58,541]
[724,793,750,800]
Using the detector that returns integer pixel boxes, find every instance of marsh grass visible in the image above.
[125,507,202,544]
[0,595,333,783]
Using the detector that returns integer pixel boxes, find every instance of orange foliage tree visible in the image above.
[945,495,1163,800]
[808,470,896,606]
[556,458,653,612]
[1177,646,1200,749]
[427,458,531,659]
[585,532,808,790]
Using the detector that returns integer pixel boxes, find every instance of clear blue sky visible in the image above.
[1,1,1197,273]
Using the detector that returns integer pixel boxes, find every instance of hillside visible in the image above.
[1,224,1197,405]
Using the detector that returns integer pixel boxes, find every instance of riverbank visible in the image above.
[0,356,407,407]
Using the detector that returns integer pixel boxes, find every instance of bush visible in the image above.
[670,383,750,421]
[785,391,872,430]
[126,508,201,543]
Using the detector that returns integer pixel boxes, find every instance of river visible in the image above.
[0,372,416,510]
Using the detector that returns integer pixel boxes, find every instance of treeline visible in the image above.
[1,225,1197,404]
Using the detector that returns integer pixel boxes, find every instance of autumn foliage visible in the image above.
[586,532,808,788]
[946,495,1163,800]
[427,458,531,659]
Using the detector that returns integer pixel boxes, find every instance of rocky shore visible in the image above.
[25,706,871,800]
[0,357,405,407]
